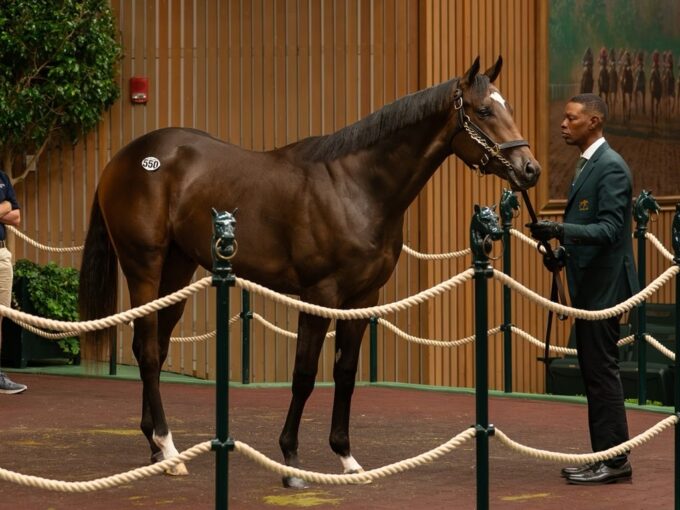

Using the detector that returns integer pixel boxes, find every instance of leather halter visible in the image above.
[450,88,530,174]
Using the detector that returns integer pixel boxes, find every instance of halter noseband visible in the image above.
[450,88,530,175]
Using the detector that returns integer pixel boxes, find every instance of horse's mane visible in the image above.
[296,75,488,161]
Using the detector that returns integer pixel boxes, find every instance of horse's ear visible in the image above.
[483,56,503,83]
[211,207,218,218]
[461,56,481,86]
[474,204,481,213]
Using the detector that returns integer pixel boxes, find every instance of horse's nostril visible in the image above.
[524,161,541,180]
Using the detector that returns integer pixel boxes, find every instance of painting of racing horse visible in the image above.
[661,51,675,119]
[597,48,610,106]
[620,51,634,123]
[580,47,594,94]
[650,51,662,127]
[608,48,619,118]
[78,57,540,487]
[633,51,646,115]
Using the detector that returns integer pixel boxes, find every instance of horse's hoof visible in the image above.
[282,476,309,489]
[165,462,189,476]
[345,468,372,485]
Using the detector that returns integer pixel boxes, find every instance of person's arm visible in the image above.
[0,172,22,227]
[0,200,21,226]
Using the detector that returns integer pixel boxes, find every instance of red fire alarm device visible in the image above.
[130,76,149,104]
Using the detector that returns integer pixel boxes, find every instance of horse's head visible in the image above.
[499,189,520,224]
[633,190,660,226]
[211,208,238,264]
[470,204,503,260]
[449,56,541,191]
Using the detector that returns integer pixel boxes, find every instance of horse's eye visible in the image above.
[476,107,492,118]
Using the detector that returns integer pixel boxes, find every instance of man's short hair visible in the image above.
[569,93,608,122]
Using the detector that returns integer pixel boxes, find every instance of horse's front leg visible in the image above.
[280,312,330,488]
[329,291,378,480]
[329,318,370,477]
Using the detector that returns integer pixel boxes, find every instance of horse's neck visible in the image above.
[346,115,452,215]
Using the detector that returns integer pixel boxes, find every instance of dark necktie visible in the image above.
[573,157,587,184]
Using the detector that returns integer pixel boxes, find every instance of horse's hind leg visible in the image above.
[139,249,197,475]
[279,311,331,488]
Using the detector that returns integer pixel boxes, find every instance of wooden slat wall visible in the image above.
[9,0,677,395]
[419,0,558,392]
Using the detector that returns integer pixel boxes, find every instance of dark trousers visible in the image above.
[575,315,629,466]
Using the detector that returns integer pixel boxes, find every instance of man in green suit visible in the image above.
[529,93,637,485]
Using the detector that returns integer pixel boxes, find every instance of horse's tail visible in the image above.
[79,191,118,363]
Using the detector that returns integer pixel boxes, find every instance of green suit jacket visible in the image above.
[562,141,639,310]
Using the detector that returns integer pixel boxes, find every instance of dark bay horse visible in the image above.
[78,56,540,486]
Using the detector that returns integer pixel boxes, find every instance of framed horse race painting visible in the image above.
[538,0,680,211]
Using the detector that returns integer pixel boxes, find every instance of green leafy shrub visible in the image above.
[13,259,80,360]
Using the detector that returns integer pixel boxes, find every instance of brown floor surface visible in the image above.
[0,373,675,509]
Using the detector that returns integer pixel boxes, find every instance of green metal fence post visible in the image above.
[369,316,378,383]
[210,209,237,510]
[470,204,502,510]
[671,204,680,510]
[499,189,519,393]
[241,290,251,384]
[633,191,660,405]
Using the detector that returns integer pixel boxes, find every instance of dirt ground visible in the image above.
[0,373,676,510]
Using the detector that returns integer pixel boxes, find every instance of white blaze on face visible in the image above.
[489,91,507,110]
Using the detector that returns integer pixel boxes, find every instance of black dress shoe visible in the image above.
[560,463,594,478]
[567,461,632,485]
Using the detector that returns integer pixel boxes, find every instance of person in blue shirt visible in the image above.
[0,168,26,394]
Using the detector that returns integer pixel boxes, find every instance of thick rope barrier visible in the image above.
[645,333,675,361]
[3,413,675,492]
[0,277,213,332]
[378,318,499,347]
[7,226,84,253]
[646,232,676,262]
[251,312,336,339]
[14,320,80,339]
[510,326,636,356]
[511,227,675,263]
[401,244,471,260]
[494,265,679,320]
[495,415,678,464]
[2,412,676,491]
[233,427,477,484]
[234,268,475,320]
[0,441,212,492]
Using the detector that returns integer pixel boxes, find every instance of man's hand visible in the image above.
[526,220,564,243]
[542,245,567,272]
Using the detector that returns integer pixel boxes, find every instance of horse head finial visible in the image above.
[470,204,503,261]
[211,208,238,268]
[499,189,520,226]
[633,190,660,229]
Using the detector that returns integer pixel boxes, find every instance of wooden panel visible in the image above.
[12,0,677,398]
